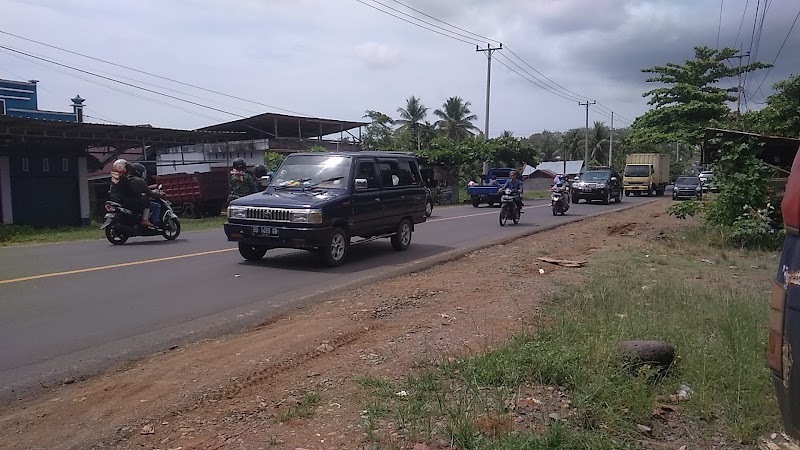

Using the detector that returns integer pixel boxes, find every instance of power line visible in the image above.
[387,0,501,44]
[354,0,478,45]
[734,0,751,47]
[0,29,307,116]
[0,47,227,122]
[751,6,800,100]
[364,0,483,44]
[0,44,248,120]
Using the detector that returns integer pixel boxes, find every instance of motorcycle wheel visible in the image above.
[499,205,509,227]
[162,218,181,240]
[513,206,520,224]
[105,226,128,245]
[552,206,557,216]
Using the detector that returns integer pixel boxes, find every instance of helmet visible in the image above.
[253,164,267,178]
[232,158,247,171]
[112,159,129,174]
[509,170,518,177]
[130,162,146,178]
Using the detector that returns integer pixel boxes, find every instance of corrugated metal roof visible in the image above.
[533,160,584,175]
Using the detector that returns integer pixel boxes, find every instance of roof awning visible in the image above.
[702,128,800,172]
[199,112,368,140]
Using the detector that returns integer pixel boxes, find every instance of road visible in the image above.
[0,194,658,401]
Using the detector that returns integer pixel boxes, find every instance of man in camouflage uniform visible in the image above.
[229,158,258,202]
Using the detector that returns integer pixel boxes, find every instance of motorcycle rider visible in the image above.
[229,158,258,201]
[252,164,269,192]
[500,170,524,213]
[129,162,161,228]
[108,158,149,226]
[551,178,570,211]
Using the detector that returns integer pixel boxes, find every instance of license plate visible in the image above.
[251,226,279,237]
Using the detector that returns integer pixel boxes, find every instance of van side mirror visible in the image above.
[260,175,271,186]
[355,178,369,190]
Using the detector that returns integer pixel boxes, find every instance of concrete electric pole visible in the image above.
[608,111,614,167]
[725,48,750,115]
[477,43,502,174]
[578,100,596,172]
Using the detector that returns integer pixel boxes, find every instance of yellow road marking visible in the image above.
[0,248,236,285]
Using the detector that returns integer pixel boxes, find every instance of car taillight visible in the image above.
[769,281,786,373]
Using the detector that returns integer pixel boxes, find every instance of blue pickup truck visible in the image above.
[466,168,514,207]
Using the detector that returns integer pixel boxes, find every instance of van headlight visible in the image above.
[290,209,323,224]
[228,206,247,219]
[597,183,607,188]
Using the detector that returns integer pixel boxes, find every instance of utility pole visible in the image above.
[477,43,502,174]
[725,46,750,115]
[578,100,596,172]
[608,111,614,167]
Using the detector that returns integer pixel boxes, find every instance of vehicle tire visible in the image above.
[391,219,413,251]
[181,203,198,219]
[105,226,128,245]
[571,194,579,204]
[657,188,665,196]
[238,242,267,261]
[513,206,520,224]
[602,190,611,205]
[499,205,509,226]
[425,200,433,217]
[320,227,349,267]
[162,217,181,240]
[487,200,495,207]
[615,191,622,203]
[471,197,480,208]
[552,207,557,216]
[625,191,631,197]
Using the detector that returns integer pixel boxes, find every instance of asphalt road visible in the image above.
[0,194,659,401]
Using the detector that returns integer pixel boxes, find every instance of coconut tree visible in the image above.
[433,96,479,141]
[395,96,429,151]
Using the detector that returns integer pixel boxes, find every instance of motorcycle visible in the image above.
[100,185,181,245]
[551,186,570,216]
[499,188,521,226]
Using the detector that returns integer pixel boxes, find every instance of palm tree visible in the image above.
[396,96,429,151]
[433,96,479,141]
[590,121,610,164]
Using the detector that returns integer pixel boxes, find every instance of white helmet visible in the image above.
[112,159,129,173]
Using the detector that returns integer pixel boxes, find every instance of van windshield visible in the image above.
[675,176,701,186]
[580,171,609,182]
[624,165,651,177]
[272,155,352,189]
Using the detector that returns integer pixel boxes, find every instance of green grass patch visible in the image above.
[523,190,552,200]
[357,225,779,447]
[278,390,320,422]
[0,216,227,245]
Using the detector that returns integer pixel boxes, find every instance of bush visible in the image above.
[667,201,702,219]
[726,204,784,250]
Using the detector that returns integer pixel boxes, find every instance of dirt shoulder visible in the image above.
[2,199,708,449]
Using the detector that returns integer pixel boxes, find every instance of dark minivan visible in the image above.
[224,151,428,266]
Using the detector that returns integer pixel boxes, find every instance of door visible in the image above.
[350,158,383,236]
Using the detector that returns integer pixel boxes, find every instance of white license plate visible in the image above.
[251,226,279,237]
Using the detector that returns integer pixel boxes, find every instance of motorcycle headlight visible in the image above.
[290,209,323,224]
[505,188,512,195]
[228,205,247,219]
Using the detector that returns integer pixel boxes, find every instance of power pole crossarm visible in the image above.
[578,100,596,172]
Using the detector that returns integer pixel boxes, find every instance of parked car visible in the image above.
[571,167,623,204]
[672,176,703,200]
[699,170,718,192]
[224,151,428,267]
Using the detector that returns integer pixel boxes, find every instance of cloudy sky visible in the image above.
[1,0,798,137]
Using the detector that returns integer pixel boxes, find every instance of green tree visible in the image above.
[528,130,563,161]
[362,110,395,149]
[433,96,479,141]
[763,74,800,136]
[396,96,429,151]
[629,46,771,145]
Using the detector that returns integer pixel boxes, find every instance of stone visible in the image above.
[618,340,675,369]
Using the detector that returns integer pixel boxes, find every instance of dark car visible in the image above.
[571,167,623,204]
[224,151,428,267]
[672,176,703,200]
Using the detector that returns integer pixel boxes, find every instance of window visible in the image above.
[0,99,5,115]
[22,157,29,172]
[355,159,380,189]
[377,158,416,188]
[62,158,69,172]
[42,158,50,172]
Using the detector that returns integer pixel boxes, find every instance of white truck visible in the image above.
[623,153,671,196]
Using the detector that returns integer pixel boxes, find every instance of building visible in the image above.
[521,160,584,191]
[0,79,84,122]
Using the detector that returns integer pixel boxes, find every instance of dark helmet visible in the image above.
[232,158,247,171]
[253,164,268,178]
[130,162,146,178]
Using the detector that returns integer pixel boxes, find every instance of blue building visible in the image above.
[0,78,84,123]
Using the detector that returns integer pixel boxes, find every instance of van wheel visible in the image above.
[391,219,412,251]
[602,190,611,205]
[471,198,480,208]
[625,191,631,197]
[238,243,267,261]
[320,227,349,267]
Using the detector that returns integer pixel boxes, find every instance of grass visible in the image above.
[0,216,227,245]
[356,224,780,448]
[523,190,552,200]
[278,390,321,422]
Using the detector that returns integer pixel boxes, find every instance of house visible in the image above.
[522,160,584,191]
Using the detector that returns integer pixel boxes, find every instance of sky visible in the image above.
[0,0,798,138]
